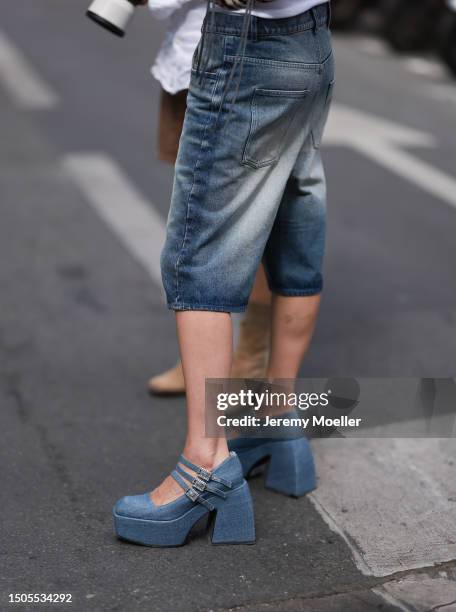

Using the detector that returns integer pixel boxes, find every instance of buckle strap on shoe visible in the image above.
[171,470,216,511]
[191,476,227,499]
[210,473,232,488]
[178,455,233,488]
[174,465,229,500]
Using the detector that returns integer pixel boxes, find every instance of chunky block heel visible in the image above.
[113,452,255,547]
[265,438,316,497]
[229,434,316,498]
[211,480,255,545]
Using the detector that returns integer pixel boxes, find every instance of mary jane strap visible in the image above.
[170,456,234,511]
[178,455,233,488]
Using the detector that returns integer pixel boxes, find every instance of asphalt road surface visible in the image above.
[1,2,456,611]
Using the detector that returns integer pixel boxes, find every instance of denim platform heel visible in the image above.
[228,410,317,498]
[113,452,255,547]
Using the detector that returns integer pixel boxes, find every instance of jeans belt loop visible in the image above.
[310,8,319,34]
[250,14,258,42]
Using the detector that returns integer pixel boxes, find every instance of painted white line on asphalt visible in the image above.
[310,438,456,577]
[403,57,446,79]
[355,139,456,210]
[63,153,166,287]
[0,30,59,110]
[326,104,456,211]
[326,103,436,149]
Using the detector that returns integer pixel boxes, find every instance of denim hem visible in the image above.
[168,302,248,314]
[269,285,323,297]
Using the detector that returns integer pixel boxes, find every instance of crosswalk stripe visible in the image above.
[402,57,446,79]
[0,30,59,110]
[63,153,166,290]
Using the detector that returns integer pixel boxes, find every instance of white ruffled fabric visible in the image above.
[149,0,329,94]
[148,0,196,20]
[149,0,205,94]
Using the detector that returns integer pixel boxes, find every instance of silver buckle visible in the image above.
[198,467,211,482]
[192,477,206,492]
[186,488,199,502]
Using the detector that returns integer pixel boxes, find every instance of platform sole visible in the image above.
[113,482,255,547]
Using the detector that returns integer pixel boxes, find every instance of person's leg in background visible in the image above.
[230,267,271,379]
[147,88,188,396]
[157,88,187,165]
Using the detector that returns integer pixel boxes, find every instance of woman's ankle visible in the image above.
[182,441,230,471]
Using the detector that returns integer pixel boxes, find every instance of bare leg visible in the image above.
[151,311,232,505]
[150,265,271,391]
[267,294,321,379]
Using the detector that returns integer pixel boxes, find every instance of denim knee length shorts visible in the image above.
[161,4,334,313]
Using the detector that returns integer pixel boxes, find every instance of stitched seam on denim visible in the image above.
[254,89,309,98]
[269,286,323,296]
[312,56,334,149]
[171,301,247,308]
[243,89,309,168]
[315,25,323,64]
[319,48,334,67]
[168,302,248,312]
[224,45,333,70]
[191,68,218,79]
[224,55,323,69]
[172,76,221,305]
[204,18,328,38]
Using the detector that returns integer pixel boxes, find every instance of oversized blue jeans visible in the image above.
[161,3,334,312]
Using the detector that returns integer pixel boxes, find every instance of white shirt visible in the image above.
[149,0,329,94]
[216,0,328,19]
[149,0,206,94]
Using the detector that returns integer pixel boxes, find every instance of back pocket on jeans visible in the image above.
[242,88,309,169]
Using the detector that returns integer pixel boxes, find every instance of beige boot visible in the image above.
[147,361,185,396]
[231,303,271,379]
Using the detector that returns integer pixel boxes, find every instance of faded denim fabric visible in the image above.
[161,3,334,312]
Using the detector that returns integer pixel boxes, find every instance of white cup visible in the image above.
[86,0,136,37]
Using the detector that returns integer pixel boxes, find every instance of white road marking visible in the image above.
[0,30,59,110]
[403,57,447,79]
[63,153,166,288]
[325,103,456,211]
[310,438,456,577]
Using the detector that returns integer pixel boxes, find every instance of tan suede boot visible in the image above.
[147,361,186,396]
[231,302,271,379]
